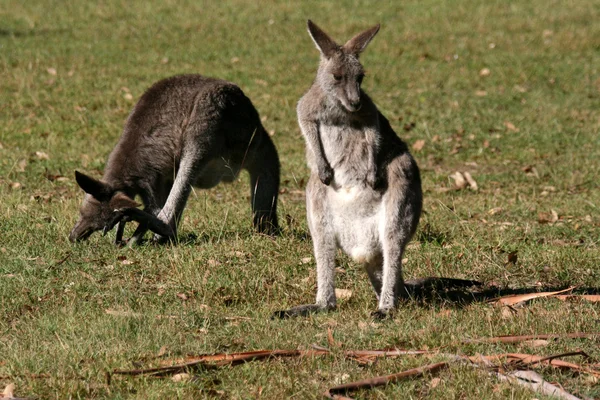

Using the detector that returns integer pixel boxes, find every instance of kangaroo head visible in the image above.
[307,20,380,113]
[69,171,139,242]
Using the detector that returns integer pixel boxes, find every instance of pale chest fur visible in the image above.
[318,123,378,188]
[317,123,384,264]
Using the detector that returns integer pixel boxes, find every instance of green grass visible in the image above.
[1,0,599,398]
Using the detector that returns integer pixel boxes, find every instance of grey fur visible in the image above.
[275,21,422,318]
[70,74,280,244]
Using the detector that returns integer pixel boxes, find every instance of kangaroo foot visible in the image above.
[271,304,331,319]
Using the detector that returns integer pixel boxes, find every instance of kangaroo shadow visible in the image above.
[403,277,600,308]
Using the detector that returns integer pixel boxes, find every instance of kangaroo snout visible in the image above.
[69,222,93,242]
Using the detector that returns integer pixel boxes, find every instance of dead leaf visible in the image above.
[430,377,441,388]
[46,67,57,75]
[504,121,519,132]
[449,172,467,189]
[514,84,528,93]
[538,210,559,224]
[475,90,487,97]
[463,172,478,190]
[479,68,491,77]
[524,340,550,348]
[335,288,353,300]
[2,383,15,398]
[327,327,340,348]
[488,207,503,215]
[16,159,27,172]
[489,287,575,306]
[522,165,539,179]
[412,139,426,151]
[506,251,518,265]
[157,346,168,357]
[171,373,190,382]
[176,293,188,301]
[34,151,49,160]
[300,257,312,265]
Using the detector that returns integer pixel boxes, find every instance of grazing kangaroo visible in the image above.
[275,21,422,318]
[69,74,280,244]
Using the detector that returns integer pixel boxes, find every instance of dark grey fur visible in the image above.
[274,21,422,318]
[70,74,280,244]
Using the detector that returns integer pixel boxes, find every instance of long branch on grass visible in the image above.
[112,348,431,377]
[323,362,450,399]
[462,332,599,344]
[488,286,575,306]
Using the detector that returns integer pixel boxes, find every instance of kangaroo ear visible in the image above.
[75,171,112,200]
[343,24,380,55]
[109,192,140,210]
[307,20,339,59]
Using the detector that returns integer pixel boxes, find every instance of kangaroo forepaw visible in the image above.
[271,304,330,319]
[103,210,133,236]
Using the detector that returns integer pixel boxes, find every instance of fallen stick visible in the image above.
[493,370,582,400]
[113,349,330,376]
[488,287,575,306]
[462,332,599,344]
[323,362,450,399]
[113,347,433,377]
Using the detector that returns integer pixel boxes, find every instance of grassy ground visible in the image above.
[1,0,599,398]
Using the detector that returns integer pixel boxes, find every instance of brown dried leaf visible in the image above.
[504,121,519,132]
[157,345,168,357]
[479,68,491,77]
[171,373,190,382]
[506,251,518,265]
[412,139,426,151]
[335,288,353,300]
[34,151,49,160]
[524,339,550,348]
[538,210,559,224]
[47,67,57,75]
[176,293,188,301]
[475,90,487,97]
[2,383,15,398]
[463,172,478,190]
[449,171,467,189]
[327,327,339,348]
[16,159,27,172]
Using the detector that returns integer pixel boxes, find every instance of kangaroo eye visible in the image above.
[357,74,365,84]
[333,74,343,81]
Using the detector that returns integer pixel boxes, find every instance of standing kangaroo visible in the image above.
[275,21,422,318]
[69,74,280,244]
